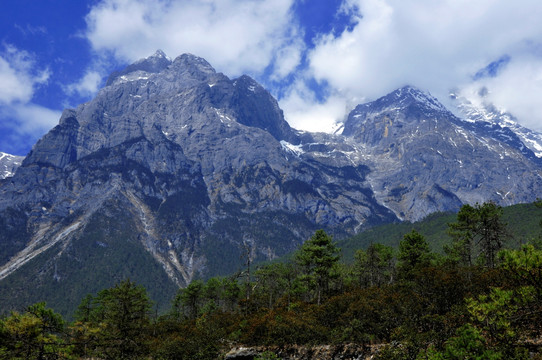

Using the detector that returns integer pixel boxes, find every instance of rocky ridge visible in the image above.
[336,86,542,220]
[0,152,23,179]
[0,52,541,315]
[0,52,393,311]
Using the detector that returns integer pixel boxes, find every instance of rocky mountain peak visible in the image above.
[2,53,542,316]
[342,85,451,139]
[106,49,173,86]
[450,89,542,161]
[375,85,447,113]
[174,53,215,72]
[0,152,24,179]
[231,74,299,144]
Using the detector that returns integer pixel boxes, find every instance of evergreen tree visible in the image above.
[446,204,477,266]
[447,202,508,268]
[397,230,432,280]
[174,280,204,319]
[355,243,394,287]
[296,229,340,305]
[0,302,69,359]
[81,279,152,359]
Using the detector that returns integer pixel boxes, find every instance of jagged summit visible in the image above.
[106,49,173,86]
[451,90,542,160]
[173,53,216,74]
[351,85,448,117]
[336,85,542,221]
[1,53,542,316]
[342,85,451,138]
[0,152,23,180]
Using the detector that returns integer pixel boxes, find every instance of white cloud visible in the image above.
[85,0,301,78]
[10,104,62,136]
[0,45,60,154]
[461,55,542,132]
[65,70,103,98]
[0,102,61,155]
[279,77,354,133]
[80,0,542,134]
[0,45,49,104]
[303,0,542,130]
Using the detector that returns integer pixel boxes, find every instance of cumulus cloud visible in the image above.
[293,0,542,130]
[85,0,302,78]
[461,55,542,132]
[0,44,49,104]
[280,78,350,133]
[0,45,61,154]
[79,0,542,133]
[65,70,103,98]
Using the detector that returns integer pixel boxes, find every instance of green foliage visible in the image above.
[499,245,542,337]
[296,230,341,304]
[4,202,542,358]
[177,279,204,319]
[340,201,542,264]
[0,302,71,359]
[397,230,432,280]
[422,324,504,360]
[447,202,509,268]
[253,262,300,309]
[500,244,542,291]
[354,243,394,287]
[74,279,152,359]
[255,350,280,359]
[339,212,456,262]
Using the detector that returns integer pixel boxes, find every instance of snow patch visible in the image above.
[280,140,304,156]
[524,137,542,157]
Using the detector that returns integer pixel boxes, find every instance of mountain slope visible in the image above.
[338,86,542,221]
[1,54,541,316]
[0,52,394,315]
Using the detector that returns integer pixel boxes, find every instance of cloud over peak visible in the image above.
[85,0,302,79]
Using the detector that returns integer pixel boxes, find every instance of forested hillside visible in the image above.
[1,201,542,359]
[340,201,542,261]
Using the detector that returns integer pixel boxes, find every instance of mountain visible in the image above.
[337,86,542,221]
[450,88,542,161]
[1,53,541,316]
[0,152,23,179]
[0,52,394,315]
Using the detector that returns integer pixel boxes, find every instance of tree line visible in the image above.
[1,201,542,359]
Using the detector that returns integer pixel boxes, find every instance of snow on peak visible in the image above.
[395,86,448,112]
[280,140,304,156]
[451,90,542,158]
[0,152,24,179]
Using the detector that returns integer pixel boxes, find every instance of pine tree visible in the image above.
[447,202,508,268]
[397,230,432,280]
[296,229,340,305]
[85,279,152,359]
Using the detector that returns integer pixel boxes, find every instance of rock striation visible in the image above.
[0,53,541,315]
[0,52,393,313]
[338,86,542,221]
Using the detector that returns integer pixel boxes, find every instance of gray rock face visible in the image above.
[1,55,541,314]
[0,52,393,300]
[340,86,542,221]
[450,89,542,161]
[0,152,23,179]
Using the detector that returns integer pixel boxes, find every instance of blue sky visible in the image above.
[1,0,542,156]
